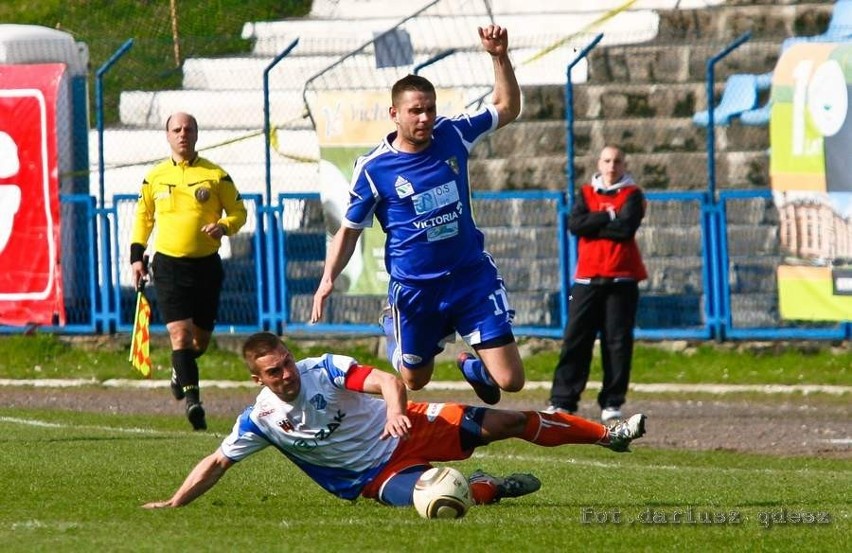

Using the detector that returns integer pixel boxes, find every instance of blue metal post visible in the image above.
[702,32,750,339]
[94,39,133,333]
[562,33,603,327]
[262,39,299,332]
[704,32,750,199]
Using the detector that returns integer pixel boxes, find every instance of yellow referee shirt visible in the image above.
[130,156,247,258]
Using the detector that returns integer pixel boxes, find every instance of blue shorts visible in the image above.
[387,254,515,369]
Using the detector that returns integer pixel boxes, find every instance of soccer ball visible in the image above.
[412,466,473,519]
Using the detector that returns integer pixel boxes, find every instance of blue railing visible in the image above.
[0,190,848,340]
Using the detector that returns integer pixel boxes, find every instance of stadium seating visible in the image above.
[781,0,852,52]
[692,73,767,127]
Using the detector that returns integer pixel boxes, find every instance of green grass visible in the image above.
[0,333,849,387]
[0,408,848,552]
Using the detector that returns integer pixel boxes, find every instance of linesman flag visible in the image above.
[129,276,152,378]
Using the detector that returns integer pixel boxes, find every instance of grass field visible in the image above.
[1,333,850,386]
[1,336,849,552]
[0,406,848,553]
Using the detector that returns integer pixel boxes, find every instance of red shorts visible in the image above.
[361,401,476,499]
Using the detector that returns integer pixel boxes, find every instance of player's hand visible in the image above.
[131,260,148,291]
[478,25,508,57]
[381,412,412,440]
[310,278,334,323]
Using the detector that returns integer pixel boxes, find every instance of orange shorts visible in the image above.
[361,401,480,499]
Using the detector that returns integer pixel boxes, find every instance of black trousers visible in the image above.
[549,280,639,411]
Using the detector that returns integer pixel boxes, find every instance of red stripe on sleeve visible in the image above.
[344,364,374,391]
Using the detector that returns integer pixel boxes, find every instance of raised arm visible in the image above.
[478,24,521,129]
[142,450,234,509]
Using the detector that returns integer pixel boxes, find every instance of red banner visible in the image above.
[0,64,66,326]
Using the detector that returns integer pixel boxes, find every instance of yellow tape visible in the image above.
[521,0,639,66]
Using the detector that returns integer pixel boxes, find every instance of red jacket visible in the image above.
[570,174,647,281]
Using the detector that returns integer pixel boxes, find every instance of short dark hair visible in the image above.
[391,74,436,106]
[242,332,286,374]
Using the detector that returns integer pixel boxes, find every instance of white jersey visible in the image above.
[219,354,399,500]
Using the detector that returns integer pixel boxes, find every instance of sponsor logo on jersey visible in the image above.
[411,181,459,214]
[310,393,328,411]
[426,221,459,241]
[413,210,460,229]
[394,176,414,198]
[445,156,459,174]
[293,410,347,451]
[277,417,295,432]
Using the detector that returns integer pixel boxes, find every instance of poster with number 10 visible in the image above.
[769,43,852,321]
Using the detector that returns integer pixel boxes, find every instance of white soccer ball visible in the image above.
[412,466,473,519]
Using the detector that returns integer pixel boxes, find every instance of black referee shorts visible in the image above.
[151,252,224,330]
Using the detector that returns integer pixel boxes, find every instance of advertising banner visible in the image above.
[311,88,466,295]
[769,44,852,321]
[0,64,66,325]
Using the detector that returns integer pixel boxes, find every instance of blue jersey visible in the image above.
[343,106,498,282]
[218,354,398,500]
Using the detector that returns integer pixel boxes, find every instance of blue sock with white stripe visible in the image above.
[459,355,496,386]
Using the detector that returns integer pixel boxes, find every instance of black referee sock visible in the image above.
[172,348,201,404]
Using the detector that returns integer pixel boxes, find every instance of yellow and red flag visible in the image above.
[129,290,152,378]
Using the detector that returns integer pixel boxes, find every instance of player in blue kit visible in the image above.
[311,24,523,405]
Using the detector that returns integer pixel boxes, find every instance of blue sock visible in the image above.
[460,356,496,386]
[378,465,430,506]
[382,312,399,369]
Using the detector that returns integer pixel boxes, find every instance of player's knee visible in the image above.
[491,371,525,392]
[501,377,525,393]
[401,373,428,391]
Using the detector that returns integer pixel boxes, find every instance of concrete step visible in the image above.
[473,197,561,228]
[119,89,312,129]
[722,196,780,225]
[510,291,561,327]
[725,224,780,256]
[496,258,561,293]
[307,0,724,19]
[91,159,321,201]
[728,256,781,293]
[636,225,703,257]
[587,39,782,84]
[470,149,770,191]
[242,12,659,58]
[645,199,703,226]
[182,55,359,90]
[655,2,833,41]
[730,292,779,327]
[90,129,318,165]
[481,227,561,259]
[477,117,769,159]
[641,255,705,295]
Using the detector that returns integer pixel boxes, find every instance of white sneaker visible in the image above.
[607,413,646,452]
[543,405,574,415]
[601,407,623,423]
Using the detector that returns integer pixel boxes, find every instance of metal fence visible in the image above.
[4,1,850,340]
[2,188,848,340]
